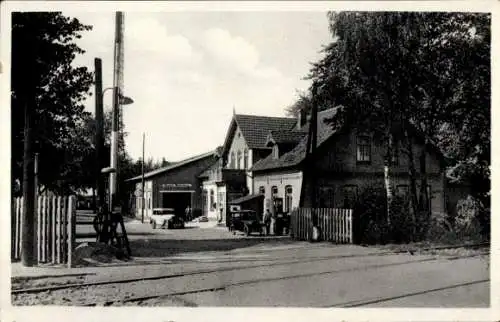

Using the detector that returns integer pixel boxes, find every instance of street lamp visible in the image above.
[105,86,134,213]
[94,59,134,215]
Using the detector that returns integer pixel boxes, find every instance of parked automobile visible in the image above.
[198,215,209,222]
[150,208,185,229]
[229,210,265,236]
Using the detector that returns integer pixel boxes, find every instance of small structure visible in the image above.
[127,151,218,221]
[229,194,265,221]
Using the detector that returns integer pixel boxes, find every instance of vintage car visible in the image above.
[229,210,265,236]
[150,208,185,229]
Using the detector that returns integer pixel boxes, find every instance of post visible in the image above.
[67,196,76,268]
[95,58,105,211]
[21,100,35,267]
[309,82,320,242]
[141,132,145,223]
[109,12,124,212]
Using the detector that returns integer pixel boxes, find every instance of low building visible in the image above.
[127,151,218,220]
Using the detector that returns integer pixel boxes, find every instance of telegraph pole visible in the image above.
[141,133,145,223]
[94,58,105,210]
[109,12,124,212]
[309,82,320,242]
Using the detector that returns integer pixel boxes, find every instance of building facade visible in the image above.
[127,151,218,221]
[251,107,447,216]
[199,113,298,224]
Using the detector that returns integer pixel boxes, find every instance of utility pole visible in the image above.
[309,82,320,242]
[94,58,105,210]
[21,100,35,266]
[141,133,145,223]
[109,11,124,212]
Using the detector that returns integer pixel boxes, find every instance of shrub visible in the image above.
[454,195,487,241]
[353,183,420,244]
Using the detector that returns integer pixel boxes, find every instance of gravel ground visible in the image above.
[11,249,488,306]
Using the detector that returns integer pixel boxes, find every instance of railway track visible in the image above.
[12,242,489,295]
[11,243,489,306]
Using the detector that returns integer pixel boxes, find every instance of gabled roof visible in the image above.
[265,130,306,147]
[127,150,217,182]
[222,114,297,156]
[251,107,340,172]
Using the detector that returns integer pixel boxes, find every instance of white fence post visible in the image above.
[67,196,76,268]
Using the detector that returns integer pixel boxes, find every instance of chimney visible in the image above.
[297,109,307,130]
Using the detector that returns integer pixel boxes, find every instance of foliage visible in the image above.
[11,12,93,195]
[296,12,490,239]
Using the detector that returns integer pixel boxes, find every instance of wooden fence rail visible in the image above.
[290,208,353,243]
[12,195,76,267]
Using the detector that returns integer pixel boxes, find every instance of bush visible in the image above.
[454,195,488,241]
[352,184,387,244]
[353,184,420,244]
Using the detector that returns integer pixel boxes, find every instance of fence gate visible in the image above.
[290,208,353,243]
[12,195,77,267]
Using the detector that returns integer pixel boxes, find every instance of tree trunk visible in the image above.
[418,139,430,237]
[384,132,394,227]
[21,101,35,267]
[403,128,419,240]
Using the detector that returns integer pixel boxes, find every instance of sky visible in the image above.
[65,11,332,162]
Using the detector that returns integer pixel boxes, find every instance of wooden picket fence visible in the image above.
[12,195,77,267]
[290,208,353,243]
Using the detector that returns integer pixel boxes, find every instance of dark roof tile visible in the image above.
[234,114,297,148]
[251,107,340,172]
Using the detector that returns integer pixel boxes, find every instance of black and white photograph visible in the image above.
[1,1,496,320]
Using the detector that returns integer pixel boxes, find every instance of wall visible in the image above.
[314,129,442,176]
[301,127,446,214]
[134,180,153,219]
[253,170,303,214]
[301,172,446,215]
[147,156,216,214]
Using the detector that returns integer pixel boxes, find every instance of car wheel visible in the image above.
[151,220,156,229]
[244,225,250,236]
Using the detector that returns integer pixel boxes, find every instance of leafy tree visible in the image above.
[11,12,93,195]
[298,11,490,240]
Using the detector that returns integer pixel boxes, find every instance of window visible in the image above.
[271,186,278,197]
[357,135,371,163]
[243,149,248,169]
[218,191,225,208]
[210,190,215,211]
[343,185,358,208]
[318,186,335,208]
[259,186,265,195]
[230,152,235,169]
[237,151,242,169]
[285,185,293,212]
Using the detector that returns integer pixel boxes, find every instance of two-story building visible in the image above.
[199,113,298,225]
[251,107,447,216]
